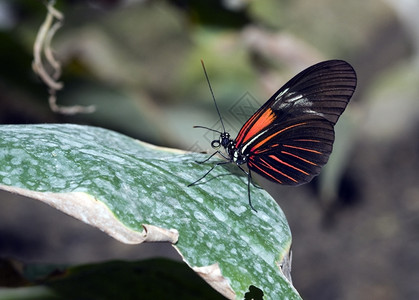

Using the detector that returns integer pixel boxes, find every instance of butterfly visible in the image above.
[189,60,357,211]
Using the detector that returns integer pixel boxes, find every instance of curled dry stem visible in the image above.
[33,1,95,115]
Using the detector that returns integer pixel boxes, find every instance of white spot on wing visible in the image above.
[284,93,304,103]
[280,92,326,118]
[276,88,289,99]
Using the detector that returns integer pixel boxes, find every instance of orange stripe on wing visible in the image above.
[248,161,283,184]
[268,155,309,175]
[235,110,261,145]
[259,158,298,183]
[281,151,318,166]
[237,108,276,145]
[250,122,306,152]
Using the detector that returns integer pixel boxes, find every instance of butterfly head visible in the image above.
[211,132,231,149]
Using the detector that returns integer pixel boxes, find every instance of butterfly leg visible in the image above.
[236,165,262,189]
[188,160,231,187]
[193,150,221,164]
[235,165,258,211]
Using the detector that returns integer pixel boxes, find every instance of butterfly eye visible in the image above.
[211,140,221,148]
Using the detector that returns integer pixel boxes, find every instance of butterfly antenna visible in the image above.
[201,59,226,133]
[193,125,223,134]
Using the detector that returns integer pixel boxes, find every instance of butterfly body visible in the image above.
[191,60,357,210]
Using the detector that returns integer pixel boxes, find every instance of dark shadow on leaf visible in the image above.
[244,285,264,300]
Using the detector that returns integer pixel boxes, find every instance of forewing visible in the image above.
[234,60,356,148]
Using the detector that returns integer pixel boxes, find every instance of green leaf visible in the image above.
[0,124,300,299]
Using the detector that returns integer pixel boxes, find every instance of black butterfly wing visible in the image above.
[235,60,357,185]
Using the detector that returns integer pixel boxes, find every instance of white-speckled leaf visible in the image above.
[0,124,300,299]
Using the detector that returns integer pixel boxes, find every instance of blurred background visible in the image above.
[1,0,419,299]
